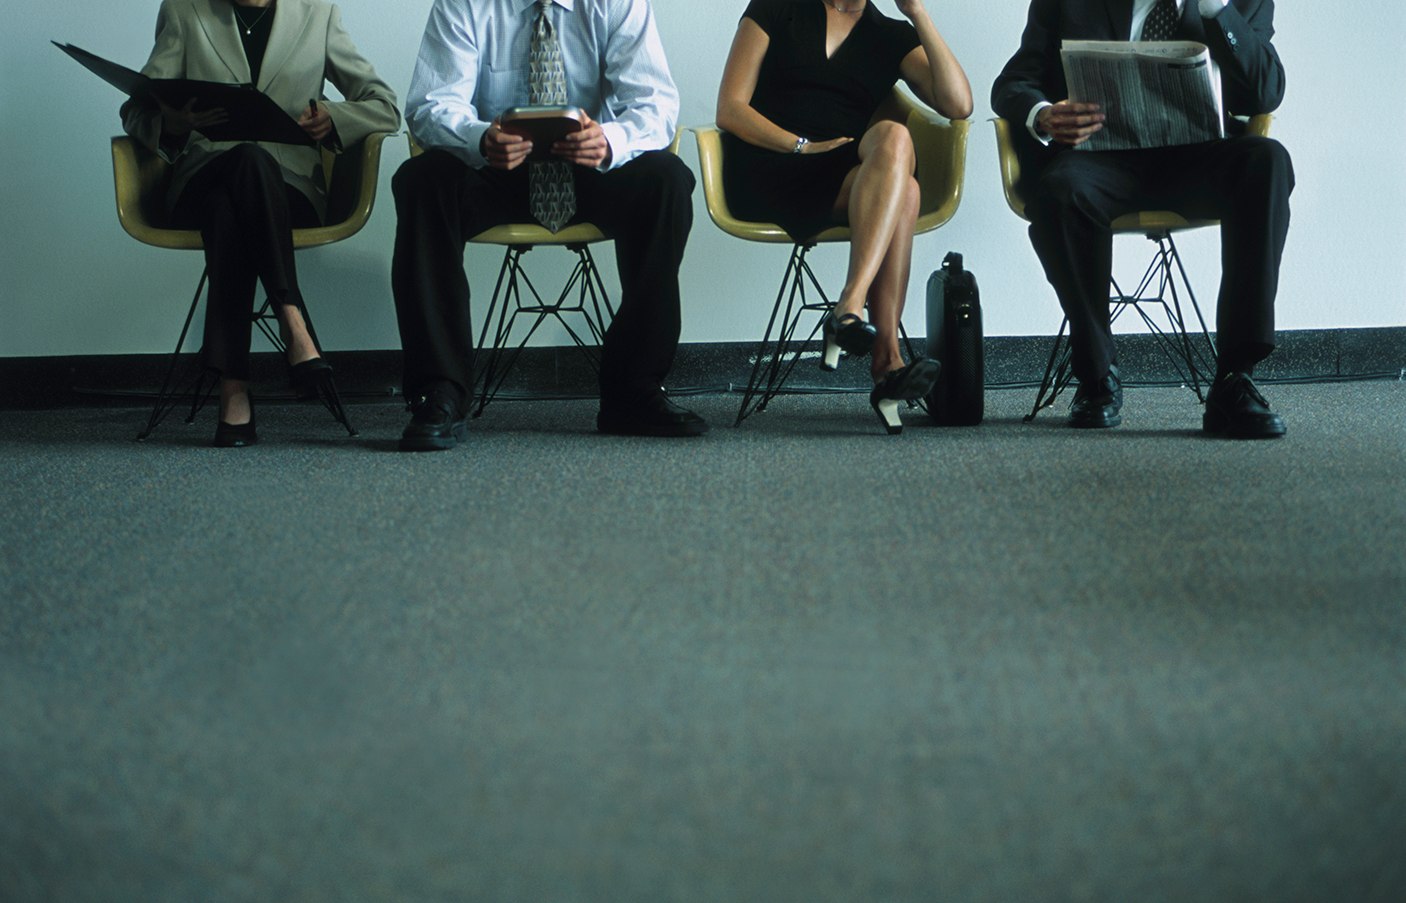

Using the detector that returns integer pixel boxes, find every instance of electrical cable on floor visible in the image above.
[73,370,1404,405]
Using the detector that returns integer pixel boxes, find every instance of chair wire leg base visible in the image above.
[139,277,359,441]
[136,268,212,441]
[1024,231,1217,422]
[472,244,612,418]
[735,243,835,426]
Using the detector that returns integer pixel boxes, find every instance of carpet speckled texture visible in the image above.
[2,382,1404,902]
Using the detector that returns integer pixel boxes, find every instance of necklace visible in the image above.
[825,0,864,11]
[233,2,273,35]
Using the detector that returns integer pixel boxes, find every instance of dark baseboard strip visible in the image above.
[2,326,1402,411]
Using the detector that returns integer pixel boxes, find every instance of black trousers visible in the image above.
[1023,136,1294,383]
[390,149,695,407]
[172,144,320,381]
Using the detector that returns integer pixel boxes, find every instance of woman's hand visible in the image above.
[893,0,930,22]
[298,100,334,141]
[158,97,227,137]
[801,137,855,154]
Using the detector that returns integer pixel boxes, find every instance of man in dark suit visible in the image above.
[993,0,1293,438]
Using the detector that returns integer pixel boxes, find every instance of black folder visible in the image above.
[55,41,315,147]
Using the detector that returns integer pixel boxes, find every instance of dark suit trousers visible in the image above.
[390,149,696,407]
[1023,136,1293,383]
[172,143,320,382]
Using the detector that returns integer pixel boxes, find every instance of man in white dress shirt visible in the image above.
[392,0,705,450]
[993,0,1294,438]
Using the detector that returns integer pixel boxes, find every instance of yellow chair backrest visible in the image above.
[111,132,390,251]
[407,128,683,157]
[404,127,683,246]
[992,114,1273,224]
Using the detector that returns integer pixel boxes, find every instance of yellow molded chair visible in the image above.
[407,131,683,417]
[993,114,1273,421]
[113,131,391,440]
[694,91,969,426]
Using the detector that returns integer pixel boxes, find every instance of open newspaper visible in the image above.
[1061,41,1223,152]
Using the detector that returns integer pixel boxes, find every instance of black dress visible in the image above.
[721,0,920,240]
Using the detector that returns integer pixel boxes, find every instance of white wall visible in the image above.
[5,0,1403,358]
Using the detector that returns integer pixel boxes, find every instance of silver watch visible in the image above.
[793,136,809,154]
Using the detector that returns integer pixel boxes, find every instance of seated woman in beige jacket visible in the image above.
[123,0,399,447]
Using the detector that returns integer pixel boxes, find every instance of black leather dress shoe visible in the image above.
[399,391,468,451]
[1203,372,1286,439]
[1068,365,1123,429]
[597,391,709,437]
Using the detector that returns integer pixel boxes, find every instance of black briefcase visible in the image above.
[925,251,984,426]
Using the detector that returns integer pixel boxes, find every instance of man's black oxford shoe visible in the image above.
[399,390,468,451]
[597,390,709,437]
[1203,372,1286,439]
[1068,365,1123,429]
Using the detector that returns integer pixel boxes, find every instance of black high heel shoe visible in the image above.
[288,357,333,398]
[213,398,258,448]
[820,311,878,371]
[869,358,941,435]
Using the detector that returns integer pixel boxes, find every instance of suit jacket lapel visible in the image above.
[192,0,252,84]
[259,0,314,92]
[1178,0,1207,42]
[1105,0,1133,40]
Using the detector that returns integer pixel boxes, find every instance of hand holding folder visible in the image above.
[55,41,316,147]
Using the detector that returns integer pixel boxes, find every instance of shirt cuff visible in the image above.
[598,122,626,171]
[1026,101,1054,145]
[464,122,492,169]
[1199,0,1229,17]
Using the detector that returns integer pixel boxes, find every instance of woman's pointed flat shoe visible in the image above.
[213,414,258,448]
[869,358,942,435]
[288,357,333,397]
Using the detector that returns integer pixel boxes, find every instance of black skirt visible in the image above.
[721,130,861,241]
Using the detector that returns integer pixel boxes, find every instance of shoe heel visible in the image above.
[821,335,841,371]
[872,397,903,435]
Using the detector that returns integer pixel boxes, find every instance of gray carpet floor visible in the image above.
[2,381,1404,902]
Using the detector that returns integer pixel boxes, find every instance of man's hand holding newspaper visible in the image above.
[1057,40,1225,152]
[1037,100,1107,146]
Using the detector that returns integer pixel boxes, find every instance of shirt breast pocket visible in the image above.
[481,34,529,106]
[485,15,534,74]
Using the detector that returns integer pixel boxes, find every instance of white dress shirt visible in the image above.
[1027,0,1231,140]
[405,0,680,171]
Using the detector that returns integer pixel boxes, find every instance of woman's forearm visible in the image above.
[905,6,973,119]
[717,99,807,153]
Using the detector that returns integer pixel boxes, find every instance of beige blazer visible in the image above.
[122,0,400,221]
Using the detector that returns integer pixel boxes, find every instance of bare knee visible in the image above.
[861,120,915,172]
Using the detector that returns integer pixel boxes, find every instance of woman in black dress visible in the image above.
[717,0,971,433]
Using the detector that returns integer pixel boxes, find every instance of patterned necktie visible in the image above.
[528,0,575,233]
[1140,0,1180,41]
